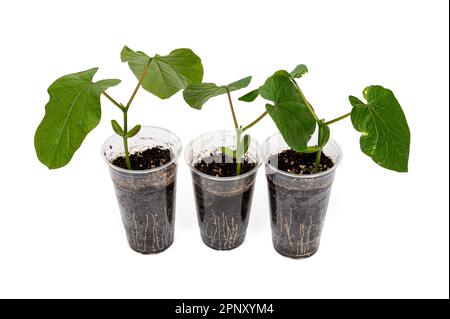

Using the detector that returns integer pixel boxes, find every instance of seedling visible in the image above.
[34,46,203,170]
[183,77,269,175]
[239,65,411,173]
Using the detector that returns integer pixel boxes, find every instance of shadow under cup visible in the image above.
[185,131,261,250]
[102,126,182,254]
[262,133,342,258]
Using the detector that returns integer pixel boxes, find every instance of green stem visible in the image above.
[225,89,242,176]
[122,110,131,170]
[324,112,351,125]
[120,61,151,170]
[313,148,322,174]
[242,111,268,132]
[236,128,242,176]
[103,92,125,111]
[236,160,241,176]
[226,89,239,129]
[125,62,151,110]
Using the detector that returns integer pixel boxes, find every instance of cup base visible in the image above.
[128,238,174,255]
[200,236,245,251]
[273,245,319,259]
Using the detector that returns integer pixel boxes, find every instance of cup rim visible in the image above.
[184,130,262,181]
[101,125,182,175]
[262,132,343,179]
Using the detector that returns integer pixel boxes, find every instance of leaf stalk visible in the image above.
[324,112,351,125]
[243,111,268,131]
[103,92,125,111]
[226,88,239,129]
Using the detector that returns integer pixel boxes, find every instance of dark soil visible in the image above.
[268,150,334,174]
[194,152,256,177]
[111,147,171,170]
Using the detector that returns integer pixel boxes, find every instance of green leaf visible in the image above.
[238,89,259,102]
[34,68,120,169]
[349,85,410,172]
[183,76,252,110]
[272,65,308,79]
[259,74,316,150]
[273,70,292,78]
[318,123,330,147]
[121,46,203,99]
[290,64,308,78]
[242,134,250,154]
[111,120,124,136]
[265,101,316,151]
[126,124,141,138]
[259,74,302,104]
[120,46,151,66]
[238,65,307,103]
[227,76,252,91]
[183,83,227,110]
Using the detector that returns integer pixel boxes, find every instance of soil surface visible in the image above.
[268,150,334,174]
[112,147,171,170]
[194,152,256,177]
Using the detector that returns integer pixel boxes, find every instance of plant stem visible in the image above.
[313,148,322,174]
[120,61,151,170]
[224,89,242,176]
[313,121,324,174]
[242,111,268,131]
[125,62,151,110]
[226,89,239,129]
[102,92,124,111]
[324,112,351,125]
[122,110,131,170]
[236,156,241,175]
[236,128,242,176]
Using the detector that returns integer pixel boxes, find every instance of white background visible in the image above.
[0,0,448,299]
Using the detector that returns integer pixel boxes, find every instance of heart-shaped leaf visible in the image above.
[259,74,316,150]
[239,64,308,103]
[34,68,120,169]
[259,74,302,104]
[121,46,203,99]
[349,85,410,172]
[265,101,316,152]
[183,76,252,110]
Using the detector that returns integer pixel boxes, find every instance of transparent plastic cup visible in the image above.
[185,131,262,250]
[261,132,343,258]
[101,126,182,254]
